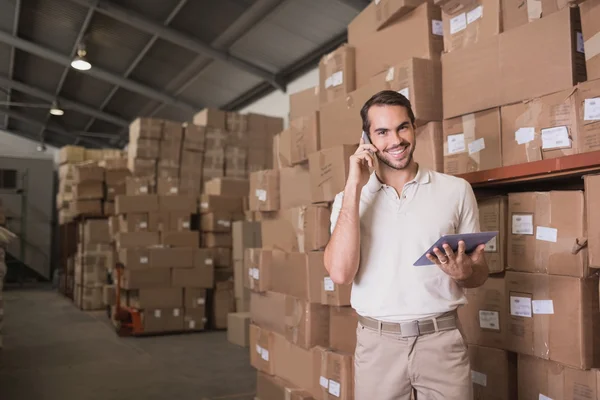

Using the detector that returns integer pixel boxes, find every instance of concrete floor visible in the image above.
[0,285,256,400]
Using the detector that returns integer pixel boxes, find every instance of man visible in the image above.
[324,90,488,400]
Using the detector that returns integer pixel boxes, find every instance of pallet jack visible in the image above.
[112,262,144,336]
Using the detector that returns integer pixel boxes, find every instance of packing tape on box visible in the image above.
[534,192,550,273]
[535,276,551,360]
[285,297,304,345]
[462,113,480,172]
[526,0,542,21]
[295,206,307,253]
[585,32,600,61]
[515,99,543,162]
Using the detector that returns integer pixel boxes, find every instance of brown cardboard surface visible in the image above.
[202,232,232,248]
[518,354,600,400]
[249,170,280,211]
[182,124,205,152]
[224,146,248,179]
[106,183,126,201]
[272,331,316,394]
[576,78,600,154]
[120,269,171,290]
[168,210,192,231]
[505,271,600,369]
[256,372,315,400]
[329,306,358,354]
[162,231,199,247]
[319,45,355,105]
[183,287,207,309]
[200,212,233,233]
[125,176,155,196]
[250,324,276,375]
[149,247,194,268]
[199,194,243,214]
[507,191,588,277]
[213,281,235,329]
[581,0,600,81]
[193,108,226,130]
[269,252,326,304]
[180,148,204,170]
[74,163,104,183]
[204,177,249,198]
[501,88,580,166]
[279,165,312,209]
[442,7,587,119]
[227,312,251,347]
[290,86,320,120]
[502,0,574,32]
[585,174,600,268]
[148,211,169,232]
[283,296,329,349]
[115,195,159,214]
[192,248,218,268]
[478,196,507,274]
[305,204,332,252]
[234,259,246,300]
[128,137,160,159]
[141,308,184,333]
[103,202,115,216]
[314,347,354,400]
[309,145,357,203]
[115,232,160,250]
[250,291,287,333]
[260,206,330,253]
[128,158,157,179]
[158,195,196,213]
[73,182,104,200]
[354,2,443,87]
[348,0,426,45]
[232,221,261,261]
[443,108,502,175]
[127,287,183,309]
[278,112,320,166]
[171,266,214,288]
[82,219,110,244]
[183,307,207,331]
[248,147,273,173]
[469,345,517,400]
[442,0,501,53]
[156,177,179,196]
[244,248,274,293]
[413,122,444,172]
[59,145,85,164]
[118,213,150,233]
[118,248,151,270]
[458,276,507,349]
[105,169,131,186]
[129,117,163,140]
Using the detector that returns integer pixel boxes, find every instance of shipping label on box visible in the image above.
[469,345,518,400]
[319,44,356,105]
[125,176,155,196]
[201,212,234,233]
[116,232,160,250]
[250,324,276,375]
[249,170,280,211]
[315,347,354,400]
[442,0,501,53]
[184,308,207,331]
[118,248,151,270]
[199,194,243,214]
[244,248,272,293]
[184,288,207,309]
[156,177,180,196]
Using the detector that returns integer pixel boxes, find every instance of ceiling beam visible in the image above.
[0,30,199,113]
[4,0,21,131]
[0,75,129,127]
[81,0,188,136]
[66,0,285,91]
[38,2,97,139]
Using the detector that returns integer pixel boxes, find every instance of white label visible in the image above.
[252,268,260,280]
[577,31,585,53]
[217,220,231,227]
[140,256,148,264]
[169,187,178,194]
[479,310,500,330]
[471,370,487,387]
[532,300,554,314]
[398,87,410,100]
[447,134,466,154]
[536,226,558,243]
[196,298,205,305]
[139,221,148,229]
[450,13,467,34]
[325,76,333,89]
[205,258,213,265]
[510,296,532,318]
[467,6,483,24]
[515,127,536,145]
[432,20,444,36]
[328,380,341,397]
[320,376,329,388]
[140,186,148,194]
[173,308,180,317]
[375,0,381,4]
[248,268,253,277]
[331,71,343,87]
[182,221,190,229]
[584,98,600,121]
[189,320,196,329]
[324,277,335,292]
[512,214,534,235]
[261,348,269,361]
[200,202,208,209]
[255,189,267,202]
[541,126,570,149]
[256,344,262,354]
[484,237,497,252]
[385,67,395,82]
[539,394,553,400]
[154,310,161,318]
[468,138,485,154]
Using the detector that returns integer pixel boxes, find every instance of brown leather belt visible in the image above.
[358,310,458,338]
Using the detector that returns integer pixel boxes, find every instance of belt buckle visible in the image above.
[400,320,420,338]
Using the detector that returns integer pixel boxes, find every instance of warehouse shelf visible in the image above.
[459,150,600,187]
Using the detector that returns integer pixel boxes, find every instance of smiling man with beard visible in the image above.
[324,90,489,400]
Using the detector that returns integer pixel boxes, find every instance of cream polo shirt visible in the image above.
[330,166,480,322]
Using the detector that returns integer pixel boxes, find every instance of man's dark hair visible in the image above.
[360,90,416,135]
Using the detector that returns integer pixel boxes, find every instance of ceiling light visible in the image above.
[37,143,47,152]
[71,46,91,71]
[49,101,64,116]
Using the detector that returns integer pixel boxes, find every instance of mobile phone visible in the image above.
[361,131,372,145]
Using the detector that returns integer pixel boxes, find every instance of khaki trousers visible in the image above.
[354,322,472,400]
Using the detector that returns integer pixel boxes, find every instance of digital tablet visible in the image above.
[413,231,499,266]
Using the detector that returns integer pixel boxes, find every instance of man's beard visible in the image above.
[376,143,415,170]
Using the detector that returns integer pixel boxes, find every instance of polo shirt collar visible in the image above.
[365,164,430,193]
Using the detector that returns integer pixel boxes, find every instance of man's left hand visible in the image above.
[426,240,486,282]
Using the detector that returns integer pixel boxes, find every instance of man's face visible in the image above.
[367,105,416,170]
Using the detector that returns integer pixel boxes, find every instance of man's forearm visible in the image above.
[324,184,361,285]
[457,258,489,288]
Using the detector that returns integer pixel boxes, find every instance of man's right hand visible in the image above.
[347,137,377,189]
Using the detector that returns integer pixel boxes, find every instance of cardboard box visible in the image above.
[75,254,110,286]
[118,248,151,270]
[59,145,85,164]
[248,147,273,172]
[192,248,217,268]
[309,145,357,203]
[478,196,507,274]
[168,210,192,231]
[193,108,226,130]
[106,183,126,201]
[148,211,170,232]
[118,213,150,233]
[232,221,261,261]
[501,88,580,166]
[314,347,354,400]
[204,127,229,150]
[102,284,115,306]
[204,177,249,198]
[183,288,207,311]
[120,269,171,290]
[128,158,157,178]
[199,194,243,214]
[103,201,115,216]
[518,354,600,400]
[305,204,331,252]
[82,219,111,245]
[279,165,312,209]
[249,170,280,211]
[178,171,203,195]
[581,0,600,81]
[156,164,179,179]
[141,308,184,333]
[227,312,250,347]
[127,287,183,309]
[128,137,160,159]
[442,7,587,119]
[277,112,320,166]
[244,248,273,293]
[156,177,179,196]
[115,232,160,250]
[469,345,517,400]
[576,78,600,154]
[184,308,207,331]
[115,195,159,214]
[159,139,182,163]
[260,206,330,253]
[74,162,104,183]
[502,0,573,32]
[505,271,600,368]
[507,191,588,277]
[585,175,600,268]
[442,0,501,53]
[329,307,358,354]
[129,117,163,140]
[256,373,314,400]
[319,45,355,105]
[272,331,315,393]
[443,108,502,175]
[269,252,325,303]
[149,247,193,268]
[158,195,196,213]
[162,231,199,247]
[458,276,507,349]
[283,296,329,349]
[290,86,319,120]
[213,281,235,329]
[250,324,276,374]
[125,176,155,196]
[172,264,213,287]
[201,213,233,233]
[182,124,205,151]
[202,232,231,248]
[413,122,443,172]
[354,2,443,87]
[104,169,130,186]
[75,285,104,310]
[73,182,104,200]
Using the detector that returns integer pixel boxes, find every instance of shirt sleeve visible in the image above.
[457,180,481,234]
[329,192,344,235]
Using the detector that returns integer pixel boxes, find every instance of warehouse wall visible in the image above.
[0,130,57,279]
